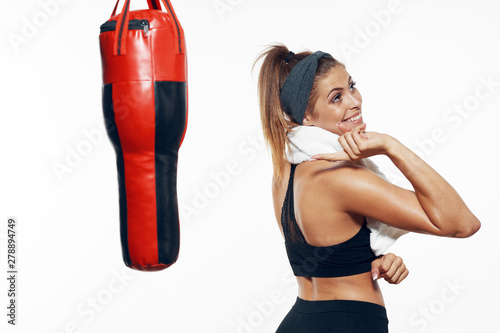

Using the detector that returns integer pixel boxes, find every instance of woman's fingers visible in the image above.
[374,253,409,284]
[395,267,410,284]
[352,126,368,148]
[383,263,404,284]
[338,135,358,160]
[312,124,377,162]
[370,257,382,280]
[337,121,352,134]
[311,150,351,161]
[342,132,361,156]
[338,124,368,160]
[390,264,409,284]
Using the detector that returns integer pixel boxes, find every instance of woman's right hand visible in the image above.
[312,123,396,162]
[371,253,409,284]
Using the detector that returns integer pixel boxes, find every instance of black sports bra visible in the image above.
[281,164,376,277]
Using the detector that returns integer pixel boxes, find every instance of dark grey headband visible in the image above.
[280,51,333,124]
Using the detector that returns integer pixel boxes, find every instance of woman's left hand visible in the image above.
[371,253,409,284]
[312,124,394,162]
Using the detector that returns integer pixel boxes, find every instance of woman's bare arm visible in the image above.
[312,124,480,237]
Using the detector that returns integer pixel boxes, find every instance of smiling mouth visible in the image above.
[343,111,362,123]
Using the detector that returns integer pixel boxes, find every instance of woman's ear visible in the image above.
[302,111,314,125]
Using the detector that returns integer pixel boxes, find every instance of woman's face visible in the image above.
[303,66,363,136]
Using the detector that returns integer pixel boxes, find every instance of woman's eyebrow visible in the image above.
[327,76,352,98]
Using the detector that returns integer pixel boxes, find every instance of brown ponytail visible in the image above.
[253,44,342,181]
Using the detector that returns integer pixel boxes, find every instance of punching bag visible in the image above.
[99,0,187,271]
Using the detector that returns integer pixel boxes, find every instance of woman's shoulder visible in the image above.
[295,160,379,197]
[296,160,367,182]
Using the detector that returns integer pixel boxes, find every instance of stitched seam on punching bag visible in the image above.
[164,0,182,53]
[117,0,131,55]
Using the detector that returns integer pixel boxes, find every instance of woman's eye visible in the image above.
[332,82,356,103]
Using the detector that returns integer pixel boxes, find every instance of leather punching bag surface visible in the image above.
[99,0,187,271]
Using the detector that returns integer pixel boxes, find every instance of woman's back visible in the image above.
[272,160,385,306]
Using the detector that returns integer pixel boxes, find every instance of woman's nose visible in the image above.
[347,93,362,109]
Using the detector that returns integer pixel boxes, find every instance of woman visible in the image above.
[254,44,480,332]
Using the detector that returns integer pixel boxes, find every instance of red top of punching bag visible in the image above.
[99,0,187,85]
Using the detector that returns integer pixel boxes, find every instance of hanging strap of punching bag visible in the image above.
[111,0,161,17]
[146,0,163,10]
[111,0,183,56]
[110,0,162,16]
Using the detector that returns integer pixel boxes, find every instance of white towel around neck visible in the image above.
[286,125,408,256]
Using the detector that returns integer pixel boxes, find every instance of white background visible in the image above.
[1,0,499,332]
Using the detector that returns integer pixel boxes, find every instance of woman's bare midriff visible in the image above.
[295,273,385,306]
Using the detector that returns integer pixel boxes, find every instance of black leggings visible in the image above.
[276,297,388,333]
